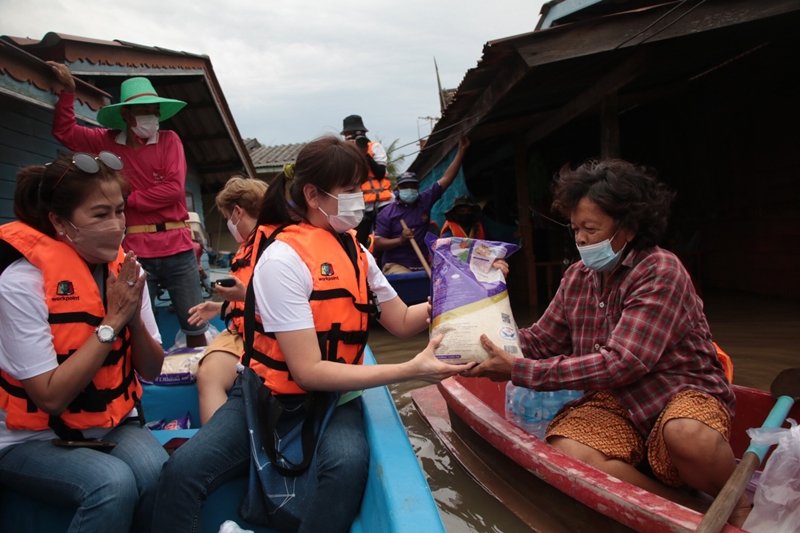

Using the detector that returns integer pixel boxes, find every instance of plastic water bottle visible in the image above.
[521,389,547,438]
[505,382,530,427]
[506,384,583,439]
[505,382,522,426]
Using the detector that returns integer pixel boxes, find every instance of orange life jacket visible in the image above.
[440,220,486,240]
[0,221,139,433]
[221,236,256,336]
[360,142,392,206]
[713,341,734,383]
[244,223,375,395]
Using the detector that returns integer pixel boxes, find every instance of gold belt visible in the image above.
[126,221,188,234]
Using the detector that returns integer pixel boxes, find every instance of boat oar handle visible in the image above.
[696,393,796,533]
[400,219,431,278]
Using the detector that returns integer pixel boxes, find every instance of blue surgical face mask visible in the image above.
[577,232,626,272]
[398,189,419,204]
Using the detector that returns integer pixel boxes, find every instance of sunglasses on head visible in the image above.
[53,151,124,189]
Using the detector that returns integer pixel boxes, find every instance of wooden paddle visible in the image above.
[697,367,800,533]
[400,219,431,278]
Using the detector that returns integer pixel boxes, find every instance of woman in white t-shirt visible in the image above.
[0,153,166,531]
[152,136,477,532]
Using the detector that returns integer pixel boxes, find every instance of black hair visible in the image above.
[552,159,675,250]
[258,136,368,225]
[14,153,128,236]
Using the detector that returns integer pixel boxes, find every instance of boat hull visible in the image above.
[385,270,430,305]
[412,376,800,532]
[0,348,443,533]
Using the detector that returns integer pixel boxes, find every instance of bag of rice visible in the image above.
[430,236,521,364]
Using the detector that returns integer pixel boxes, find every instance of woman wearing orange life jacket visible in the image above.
[186,176,267,424]
[152,136,476,533]
[0,153,166,531]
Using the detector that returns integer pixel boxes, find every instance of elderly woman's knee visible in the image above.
[663,418,722,458]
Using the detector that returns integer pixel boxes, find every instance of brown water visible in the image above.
[370,289,800,532]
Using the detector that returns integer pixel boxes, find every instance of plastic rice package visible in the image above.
[138,346,205,385]
[146,411,192,431]
[430,236,521,364]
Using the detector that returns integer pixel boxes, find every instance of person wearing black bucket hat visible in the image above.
[49,62,208,347]
[341,115,392,248]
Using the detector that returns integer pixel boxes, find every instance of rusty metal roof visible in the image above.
[409,0,800,180]
[1,32,255,191]
[248,140,307,172]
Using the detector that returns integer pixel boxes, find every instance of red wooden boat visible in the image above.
[412,376,800,532]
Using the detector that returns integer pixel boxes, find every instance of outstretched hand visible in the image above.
[188,301,221,326]
[409,335,476,383]
[462,334,515,381]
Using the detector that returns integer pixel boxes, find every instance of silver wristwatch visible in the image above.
[95,324,116,343]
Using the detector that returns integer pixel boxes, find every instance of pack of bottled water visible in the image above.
[505,382,583,439]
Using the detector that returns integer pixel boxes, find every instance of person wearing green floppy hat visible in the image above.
[49,62,209,348]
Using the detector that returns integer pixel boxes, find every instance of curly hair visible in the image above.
[551,159,675,250]
[215,175,267,218]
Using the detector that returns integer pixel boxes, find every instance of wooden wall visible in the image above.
[0,96,64,223]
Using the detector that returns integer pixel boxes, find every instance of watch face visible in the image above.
[96,325,115,342]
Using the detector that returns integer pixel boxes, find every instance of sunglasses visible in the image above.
[53,151,124,189]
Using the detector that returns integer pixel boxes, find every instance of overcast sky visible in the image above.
[5,0,546,169]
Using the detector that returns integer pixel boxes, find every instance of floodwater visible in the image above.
[369,288,800,532]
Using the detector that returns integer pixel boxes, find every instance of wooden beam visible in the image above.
[600,95,619,158]
[412,55,531,181]
[514,139,538,311]
[523,51,644,147]
[470,110,550,141]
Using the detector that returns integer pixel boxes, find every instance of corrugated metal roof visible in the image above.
[248,140,307,170]
[409,0,800,180]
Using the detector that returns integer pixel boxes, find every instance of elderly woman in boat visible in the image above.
[465,159,751,526]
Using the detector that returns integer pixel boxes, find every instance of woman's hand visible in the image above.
[188,301,222,326]
[462,334,515,381]
[105,252,145,332]
[213,277,246,302]
[47,61,76,92]
[409,335,476,383]
[492,259,509,278]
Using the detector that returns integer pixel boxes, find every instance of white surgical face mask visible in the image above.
[319,190,365,233]
[576,231,626,272]
[226,210,244,243]
[131,114,159,140]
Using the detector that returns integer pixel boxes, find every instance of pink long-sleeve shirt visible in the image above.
[52,91,193,259]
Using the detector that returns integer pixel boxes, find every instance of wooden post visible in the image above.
[601,95,620,158]
[514,139,538,311]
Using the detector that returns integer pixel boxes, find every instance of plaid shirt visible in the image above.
[513,246,735,436]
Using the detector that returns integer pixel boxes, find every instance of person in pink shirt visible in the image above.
[49,62,208,347]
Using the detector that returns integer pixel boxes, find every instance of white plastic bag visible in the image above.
[742,418,800,533]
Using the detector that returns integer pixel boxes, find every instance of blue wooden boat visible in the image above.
[0,303,444,532]
[385,270,430,305]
